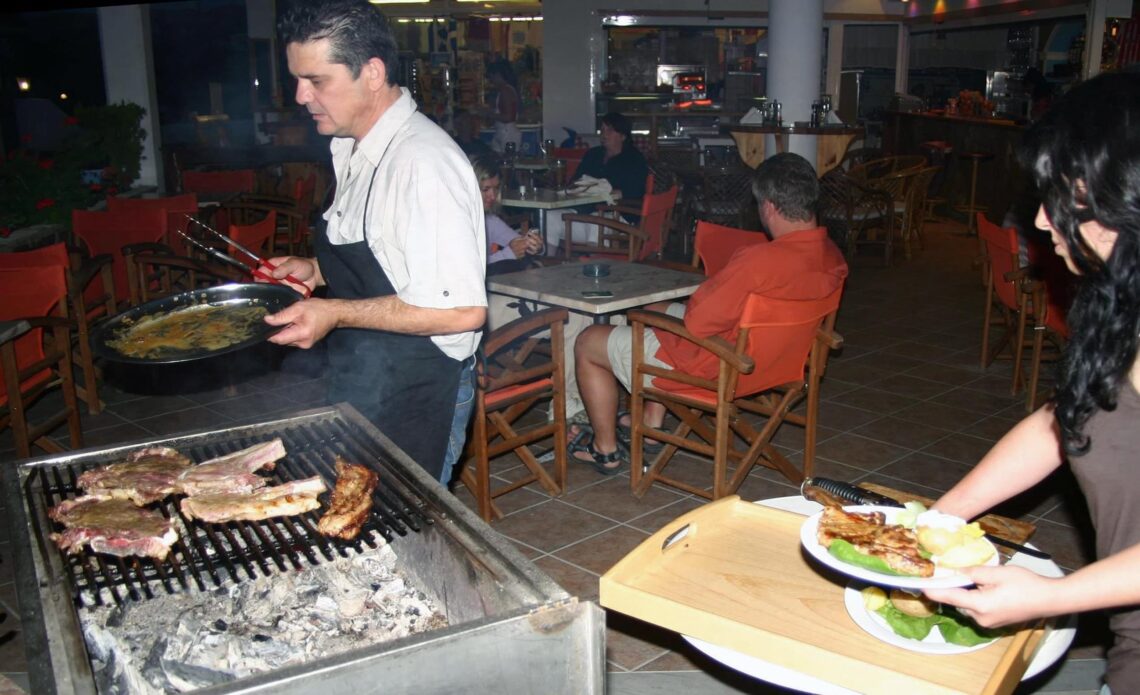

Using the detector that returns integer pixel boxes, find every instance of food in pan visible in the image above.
[179,476,327,523]
[860,586,1005,647]
[49,495,179,560]
[176,438,286,496]
[817,506,935,577]
[105,302,269,360]
[317,457,379,540]
[77,446,193,505]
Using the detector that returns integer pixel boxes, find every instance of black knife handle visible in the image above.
[802,477,904,508]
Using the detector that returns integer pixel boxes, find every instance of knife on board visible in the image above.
[801,477,1052,560]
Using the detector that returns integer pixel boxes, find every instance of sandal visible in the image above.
[615,410,665,456]
[567,429,626,476]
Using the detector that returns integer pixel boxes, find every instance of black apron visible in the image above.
[316,175,462,481]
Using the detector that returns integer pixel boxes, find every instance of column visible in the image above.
[767,0,823,166]
[98,5,161,190]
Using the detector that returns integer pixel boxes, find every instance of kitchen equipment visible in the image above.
[5,405,604,694]
[600,496,1048,695]
[89,282,303,364]
[656,64,707,101]
[186,216,311,297]
[801,477,1051,560]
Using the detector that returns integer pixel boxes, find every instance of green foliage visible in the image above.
[0,102,146,232]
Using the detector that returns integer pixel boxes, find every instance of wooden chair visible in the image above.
[691,220,768,277]
[0,243,115,415]
[219,200,302,259]
[1023,236,1074,412]
[106,193,200,257]
[818,170,895,265]
[627,287,844,499]
[459,307,568,521]
[0,266,82,459]
[900,165,941,257]
[560,177,679,262]
[848,155,925,181]
[71,208,168,307]
[123,243,245,306]
[978,214,1031,394]
[691,164,756,230]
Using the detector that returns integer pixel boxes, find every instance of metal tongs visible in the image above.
[180,215,311,298]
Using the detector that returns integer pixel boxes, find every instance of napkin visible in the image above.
[568,175,615,204]
[739,106,765,124]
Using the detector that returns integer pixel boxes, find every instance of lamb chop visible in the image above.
[49,495,178,560]
[176,438,287,496]
[179,476,327,523]
[317,458,378,540]
[77,446,193,505]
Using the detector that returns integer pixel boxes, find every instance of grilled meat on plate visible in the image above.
[49,495,178,560]
[77,446,193,505]
[176,438,287,496]
[317,458,378,540]
[179,476,327,523]
[817,506,934,577]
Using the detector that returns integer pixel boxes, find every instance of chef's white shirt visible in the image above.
[323,87,487,361]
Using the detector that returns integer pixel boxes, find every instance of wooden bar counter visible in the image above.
[884,111,1029,226]
[725,123,864,175]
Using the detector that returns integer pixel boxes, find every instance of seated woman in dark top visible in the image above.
[547,112,650,250]
[574,111,649,200]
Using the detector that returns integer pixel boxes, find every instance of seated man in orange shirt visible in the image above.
[569,153,850,473]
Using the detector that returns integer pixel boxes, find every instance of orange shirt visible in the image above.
[654,227,848,379]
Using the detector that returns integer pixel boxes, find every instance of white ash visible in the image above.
[81,544,447,694]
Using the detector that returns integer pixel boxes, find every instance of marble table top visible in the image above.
[488,261,703,315]
[500,188,611,210]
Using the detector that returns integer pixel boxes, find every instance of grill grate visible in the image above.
[30,415,432,608]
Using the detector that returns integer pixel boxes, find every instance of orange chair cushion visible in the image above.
[484,378,553,409]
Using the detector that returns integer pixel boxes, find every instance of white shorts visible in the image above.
[606,303,686,391]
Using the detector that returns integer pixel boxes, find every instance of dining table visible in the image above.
[487,260,702,324]
[500,187,612,250]
[601,491,1076,695]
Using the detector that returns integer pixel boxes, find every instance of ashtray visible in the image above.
[582,263,611,278]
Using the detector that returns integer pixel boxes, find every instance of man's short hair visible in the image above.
[468,151,502,182]
[751,153,819,223]
[278,0,399,84]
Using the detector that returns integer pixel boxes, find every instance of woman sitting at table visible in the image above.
[546,111,650,251]
[470,151,543,275]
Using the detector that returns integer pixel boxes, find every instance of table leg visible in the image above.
[593,314,610,325]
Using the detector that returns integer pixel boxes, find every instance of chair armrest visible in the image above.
[484,307,569,356]
[627,309,754,375]
[69,253,114,288]
[0,320,31,345]
[819,327,844,350]
[558,213,646,239]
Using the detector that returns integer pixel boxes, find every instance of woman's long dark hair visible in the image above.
[1022,72,1140,455]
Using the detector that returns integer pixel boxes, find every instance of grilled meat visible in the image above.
[179,476,327,523]
[317,458,378,540]
[176,438,286,496]
[49,495,178,560]
[77,446,193,505]
[817,506,934,577]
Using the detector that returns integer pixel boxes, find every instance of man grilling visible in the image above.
[262,0,486,484]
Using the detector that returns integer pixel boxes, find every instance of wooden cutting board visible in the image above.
[600,497,1045,695]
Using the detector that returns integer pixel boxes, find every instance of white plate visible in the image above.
[800,504,1000,589]
[844,583,997,655]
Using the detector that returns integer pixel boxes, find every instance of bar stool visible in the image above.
[955,151,994,236]
[919,140,953,221]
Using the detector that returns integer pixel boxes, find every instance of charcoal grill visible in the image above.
[4,405,604,694]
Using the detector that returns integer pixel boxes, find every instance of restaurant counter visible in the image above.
[724,123,864,175]
[883,111,1029,227]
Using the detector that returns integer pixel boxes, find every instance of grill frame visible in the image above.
[5,405,604,695]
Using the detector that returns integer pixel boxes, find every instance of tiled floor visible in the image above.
[0,220,1108,693]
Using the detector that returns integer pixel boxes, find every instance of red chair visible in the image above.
[72,208,168,306]
[560,175,679,262]
[552,147,588,181]
[0,243,115,415]
[627,287,844,499]
[692,221,768,277]
[227,209,277,267]
[977,214,1031,394]
[107,193,199,256]
[1023,235,1074,412]
[0,266,83,458]
[182,169,257,196]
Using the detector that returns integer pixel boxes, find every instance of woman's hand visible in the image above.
[523,230,544,255]
[508,236,530,259]
[923,565,1061,628]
